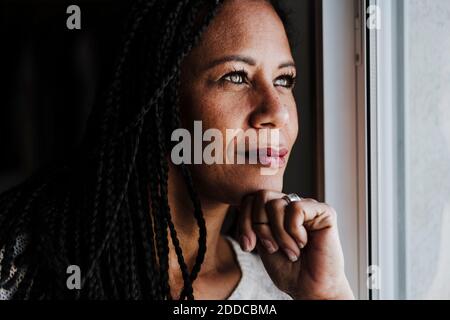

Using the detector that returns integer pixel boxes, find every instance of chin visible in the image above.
[190,163,286,206]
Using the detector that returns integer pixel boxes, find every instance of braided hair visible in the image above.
[0,0,289,300]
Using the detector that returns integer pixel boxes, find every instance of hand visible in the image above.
[237,190,354,300]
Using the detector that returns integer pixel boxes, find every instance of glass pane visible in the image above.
[402,0,450,299]
[368,0,450,300]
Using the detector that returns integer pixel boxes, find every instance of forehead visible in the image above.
[189,0,292,64]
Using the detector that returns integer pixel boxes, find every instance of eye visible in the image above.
[221,70,248,85]
[274,73,297,89]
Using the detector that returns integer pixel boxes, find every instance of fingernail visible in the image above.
[298,241,305,249]
[261,239,278,254]
[284,248,299,262]
[240,235,251,252]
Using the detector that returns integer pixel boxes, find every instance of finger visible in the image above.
[284,203,308,249]
[301,197,319,203]
[289,200,337,231]
[238,195,256,252]
[266,198,300,262]
[251,190,282,254]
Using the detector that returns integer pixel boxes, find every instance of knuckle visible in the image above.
[256,189,280,203]
[265,199,276,212]
[327,206,337,218]
[265,199,282,214]
[255,190,269,201]
[286,225,304,243]
[285,221,300,236]
[291,200,304,212]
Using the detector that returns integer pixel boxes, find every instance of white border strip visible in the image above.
[322,0,369,299]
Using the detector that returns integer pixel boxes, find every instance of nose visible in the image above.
[249,84,289,129]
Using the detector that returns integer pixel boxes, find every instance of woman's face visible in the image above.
[178,0,298,206]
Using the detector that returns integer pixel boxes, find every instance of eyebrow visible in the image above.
[203,54,296,71]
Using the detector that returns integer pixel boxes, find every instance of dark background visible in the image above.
[0,0,323,200]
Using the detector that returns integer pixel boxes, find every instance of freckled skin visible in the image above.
[179,0,298,206]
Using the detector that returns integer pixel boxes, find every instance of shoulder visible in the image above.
[225,236,292,300]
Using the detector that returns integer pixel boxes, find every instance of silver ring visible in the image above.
[282,193,302,205]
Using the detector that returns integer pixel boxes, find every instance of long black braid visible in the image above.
[0,0,289,300]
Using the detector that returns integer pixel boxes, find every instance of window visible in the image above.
[323,0,450,299]
[366,0,450,299]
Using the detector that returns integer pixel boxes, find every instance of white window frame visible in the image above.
[367,0,409,300]
[322,0,369,300]
[323,0,408,300]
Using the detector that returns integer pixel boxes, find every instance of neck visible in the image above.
[166,162,231,277]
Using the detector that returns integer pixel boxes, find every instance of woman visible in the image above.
[0,0,354,300]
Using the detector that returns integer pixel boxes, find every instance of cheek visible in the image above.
[285,97,299,143]
[292,112,299,141]
[183,87,249,131]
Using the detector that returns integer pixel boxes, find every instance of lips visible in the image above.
[239,146,289,168]
[265,147,288,158]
